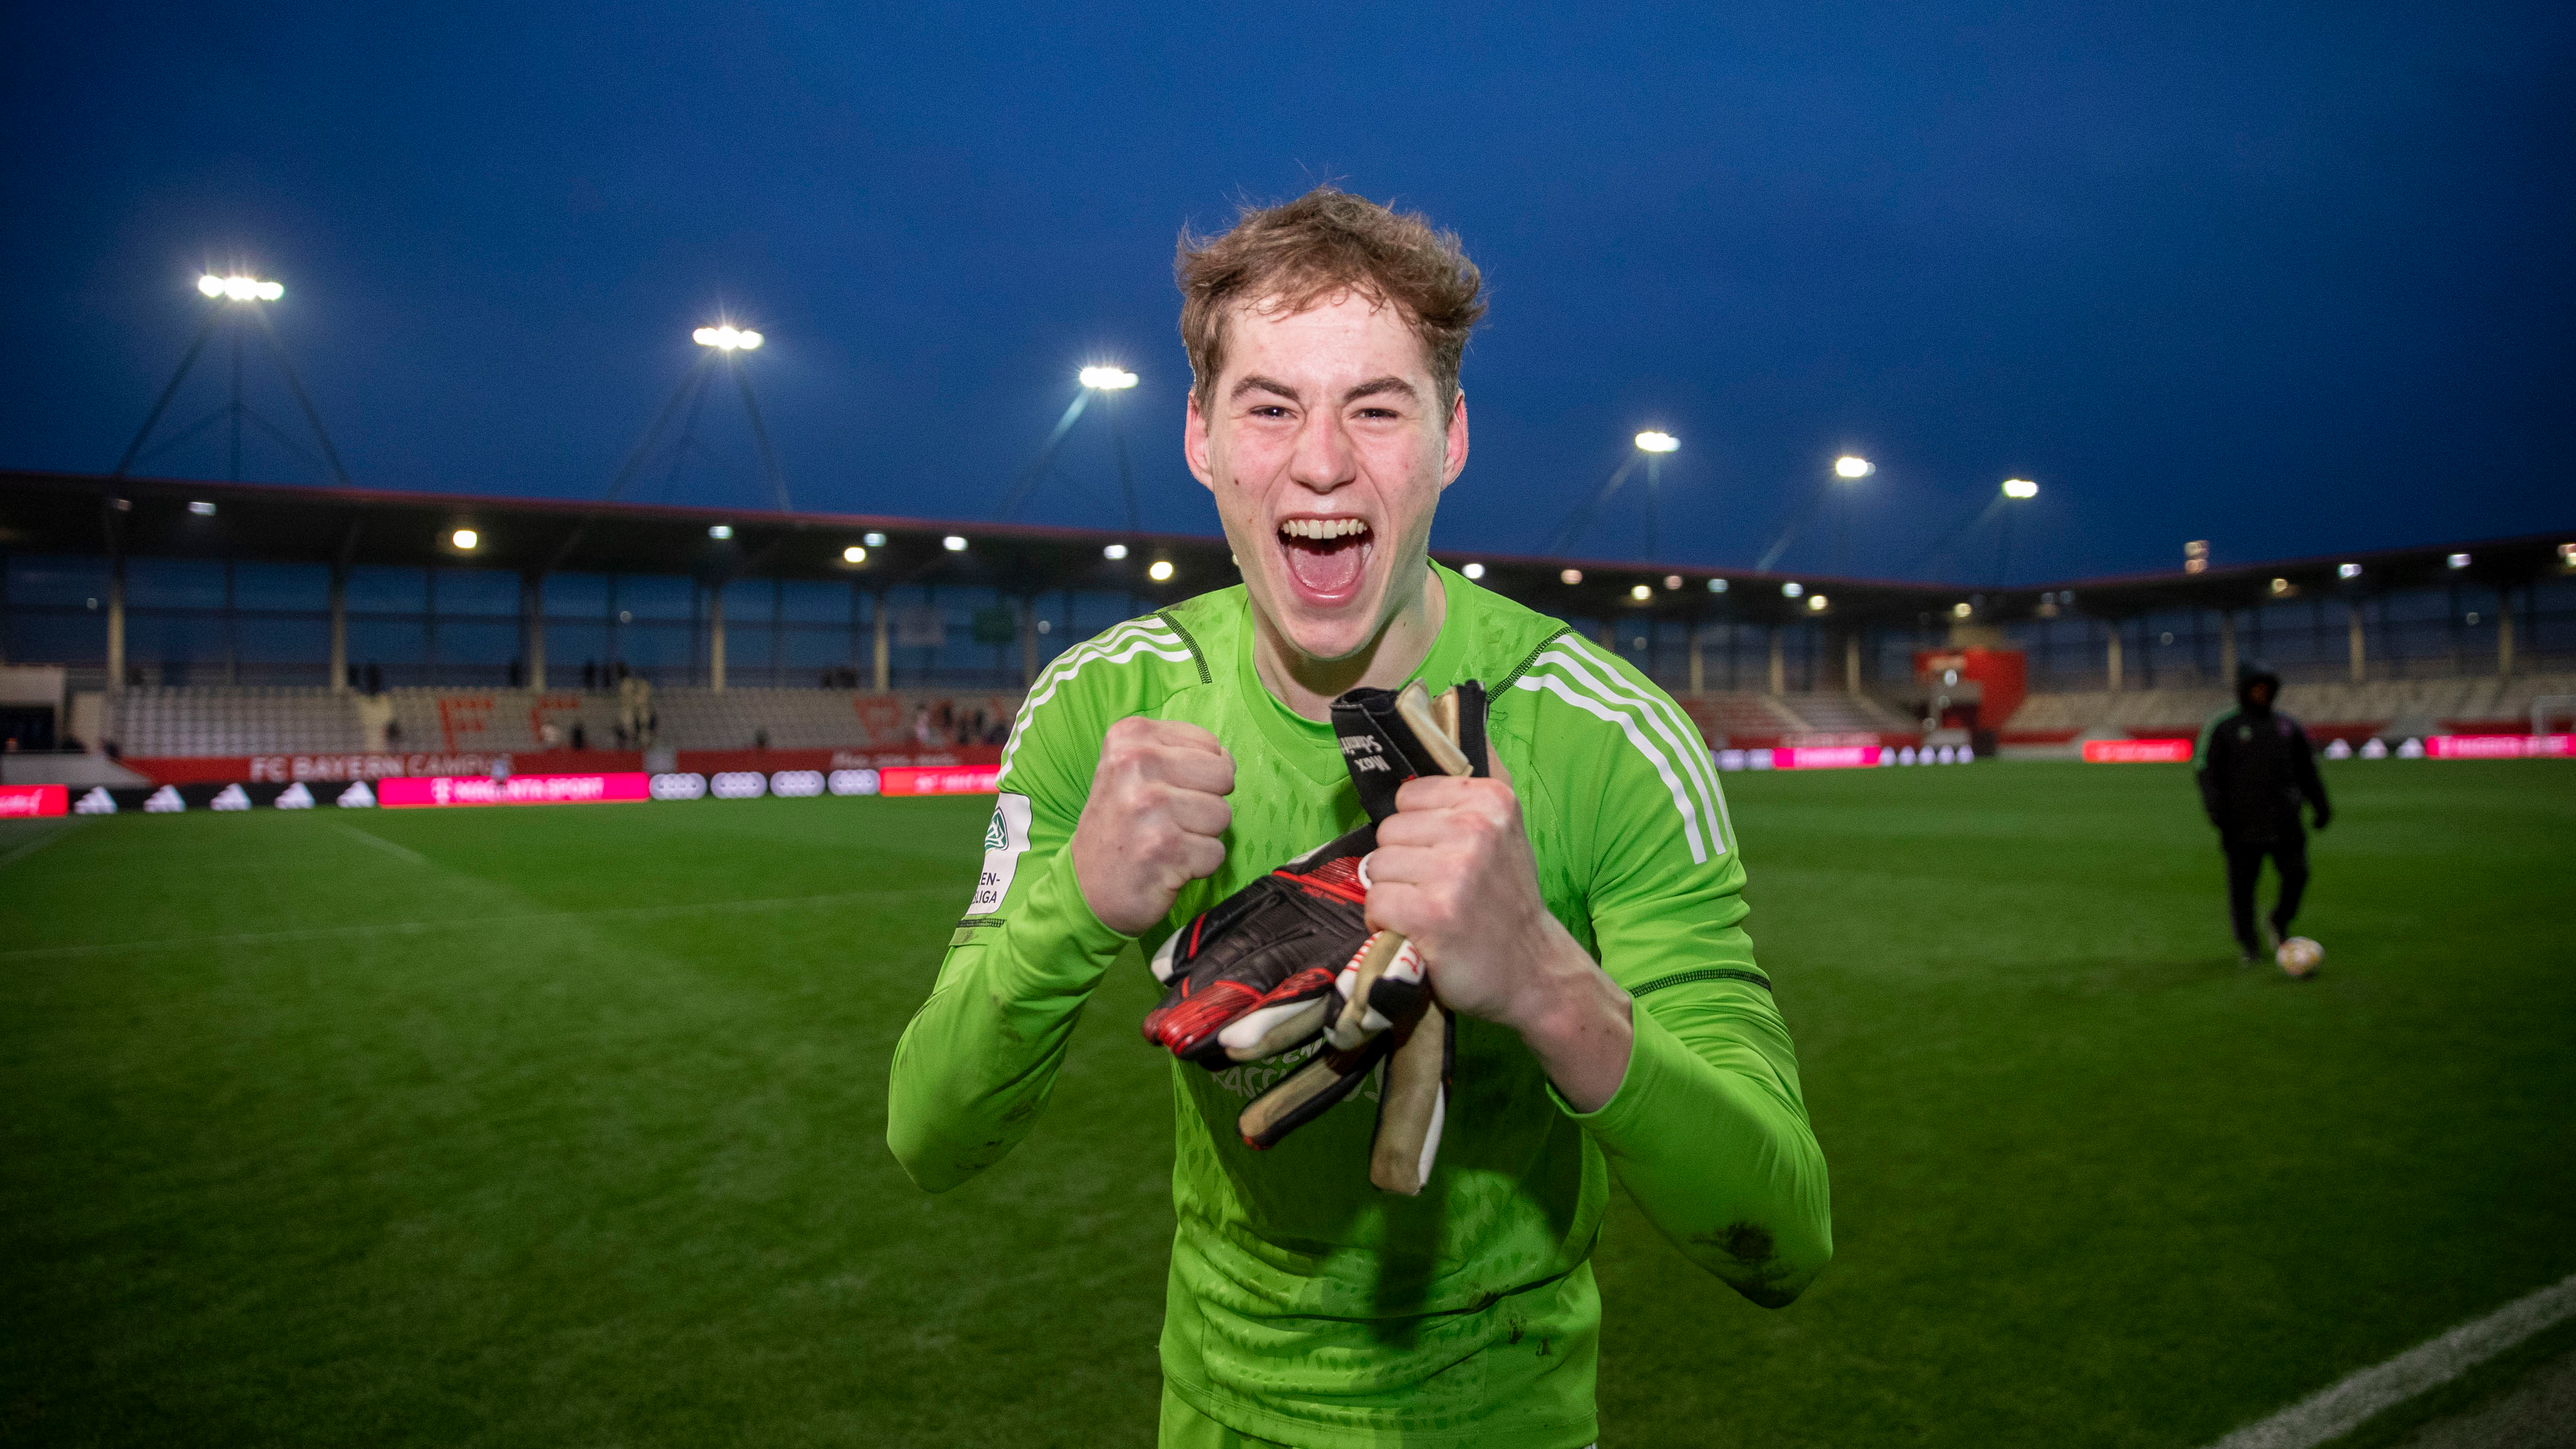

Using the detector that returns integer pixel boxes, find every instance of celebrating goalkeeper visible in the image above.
[887,188,1832,1448]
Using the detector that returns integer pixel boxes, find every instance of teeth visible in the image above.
[1279,518,1370,541]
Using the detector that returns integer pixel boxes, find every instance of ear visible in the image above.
[1439,391,1469,489]
[1184,390,1216,492]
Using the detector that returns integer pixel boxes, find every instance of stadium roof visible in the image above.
[3,468,2567,627]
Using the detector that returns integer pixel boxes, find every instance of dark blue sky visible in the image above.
[7,3,2571,582]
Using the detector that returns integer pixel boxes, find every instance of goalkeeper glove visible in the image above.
[1138,681,1484,1193]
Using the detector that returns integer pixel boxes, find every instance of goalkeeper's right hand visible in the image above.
[1139,825,1425,1069]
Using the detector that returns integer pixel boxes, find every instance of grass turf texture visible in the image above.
[1,762,2568,1447]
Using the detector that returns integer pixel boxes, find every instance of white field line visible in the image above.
[2203,1270,2576,1449]
[0,825,77,869]
[334,822,428,865]
[0,887,958,962]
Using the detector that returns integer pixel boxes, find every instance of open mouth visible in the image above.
[1275,517,1373,606]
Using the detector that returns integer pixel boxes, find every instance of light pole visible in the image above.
[1831,455,1871,574]
[1083,367,1142,535]
[1996,478,2037,583]
[1634,431,1678,561]
[115,272,352,487]
[997,365,1140,530]
[594,322,790,515]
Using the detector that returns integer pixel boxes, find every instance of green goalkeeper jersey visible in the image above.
[888,565,1831,1448]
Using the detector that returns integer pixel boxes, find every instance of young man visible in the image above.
[888,188,1832,1448]
[2195,661,2332,962]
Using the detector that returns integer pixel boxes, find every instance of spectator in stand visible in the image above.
[2194,662,2332,963]
[571,721,587,751]
[754,728,771,750]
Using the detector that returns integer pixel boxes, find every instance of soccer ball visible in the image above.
[2276,937,2324,978]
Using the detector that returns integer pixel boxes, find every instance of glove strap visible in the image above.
[1331,681,1488,821]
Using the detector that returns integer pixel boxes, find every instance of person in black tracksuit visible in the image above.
[2195,662,2332,962]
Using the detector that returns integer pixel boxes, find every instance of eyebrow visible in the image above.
[1229,374,1302,403]
[1226,374,1421,406]
[1342,377,1419,405]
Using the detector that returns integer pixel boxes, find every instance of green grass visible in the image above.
[1,762,2569,1447]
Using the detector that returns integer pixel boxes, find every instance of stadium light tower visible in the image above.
[1544,429,1681,559]
[996,364,1143,532]
[1634,431,1678,562]
[1995,478,2038,583]
[593,320,792,517]
[115,271,352,487]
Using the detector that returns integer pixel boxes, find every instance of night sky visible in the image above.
[7,3,2570,583]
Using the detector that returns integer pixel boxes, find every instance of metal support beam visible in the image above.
[524,572,547,692]
[2106,627,2124,692]
[1768,630,1785,696]
[2219,610,2238,683]
[872,593,890,692]
[328,565,348,692]
[106,558,126,698]
[1021,598,1039,688]
[709,586,727,692]
[1844,631,1861,694]
[2348,602,2367,683]
[2498,589,2516,677]
[1688,626,1704,696]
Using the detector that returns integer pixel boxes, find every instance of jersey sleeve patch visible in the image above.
[968,792,1034,915]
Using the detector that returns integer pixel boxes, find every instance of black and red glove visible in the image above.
[1138,682,1484,1182]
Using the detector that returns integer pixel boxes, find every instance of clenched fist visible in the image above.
[1072,718,1235,937]
[1362,750,1634,1112]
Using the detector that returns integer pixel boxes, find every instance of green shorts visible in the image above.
[1157,1382,1294,1448]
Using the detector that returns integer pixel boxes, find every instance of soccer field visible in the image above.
[4,762,2571,1447]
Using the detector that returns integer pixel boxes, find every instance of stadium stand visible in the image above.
[112,686,1030,757]
[114,686,367,756]
[2002,672,2576,740]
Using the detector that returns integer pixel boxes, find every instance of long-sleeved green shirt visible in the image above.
[888,566,1831,1448]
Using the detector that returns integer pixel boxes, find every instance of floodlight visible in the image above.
[1147,559,1174,581]
[451,529,478,550]
[2447,552,2470,569]
[1560,568,1583,585]
[1807,594,1828,611]
[1781,581,1804,598]
[1664,574,1682,590]
[692,325,763,350]
[200,274,282,302]
[1707,578,1728,593]
[1080,366,1139,390]
[1630,584,1652,601]
[2338,563,2361,579]
[1833,455,1873,479]
[2002,478,2038,498]
[1462,561,1485,579]
[1953,601,1972,618]
[709,524,734,540]
[2271,577,2292,595]
[942,535,968,551]
[188,500,217,516]
[1103,543,1129,560]
[863,532,887,547]
[842,545,867,564]
[1634,431,1678,453]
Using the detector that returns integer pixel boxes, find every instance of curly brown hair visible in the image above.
[1176,187,1486,414]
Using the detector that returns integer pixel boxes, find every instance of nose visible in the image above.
[1287,404,1356,494]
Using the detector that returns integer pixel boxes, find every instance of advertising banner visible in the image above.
[1772,745,1882,770]
[378,773,651,809]
[0,784,68,817]
[2083,738,2196,763]
[2425,733,2573,760]
[879,765,1004,796]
